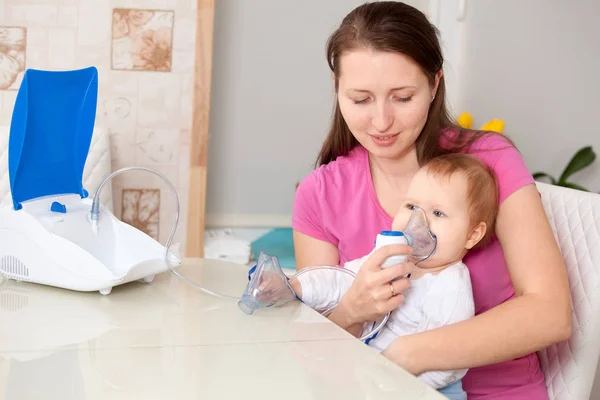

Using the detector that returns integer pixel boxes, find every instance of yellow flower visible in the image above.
[481,119,504,133]
[457,112,473,129]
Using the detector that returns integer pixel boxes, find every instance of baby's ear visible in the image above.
[466,222,487,250]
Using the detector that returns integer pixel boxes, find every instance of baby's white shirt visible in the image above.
[296,253,475,389]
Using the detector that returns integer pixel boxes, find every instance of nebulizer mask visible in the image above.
[233,206,437,341]
[376,205,437,268]
[237,252,297,314]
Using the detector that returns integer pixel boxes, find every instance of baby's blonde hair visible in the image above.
[423,154,499,249]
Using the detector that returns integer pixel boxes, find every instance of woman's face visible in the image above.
[337,49,438,160]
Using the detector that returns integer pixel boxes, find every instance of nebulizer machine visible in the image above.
[0,66,436,343]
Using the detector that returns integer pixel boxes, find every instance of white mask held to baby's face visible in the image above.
[392,168,486,268]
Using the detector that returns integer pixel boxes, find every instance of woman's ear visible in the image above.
[465,222,486,250]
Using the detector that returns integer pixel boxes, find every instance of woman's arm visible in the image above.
[293,230,340,270]
[383,184,572,374]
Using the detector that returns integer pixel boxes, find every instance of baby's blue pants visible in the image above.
[438,379,467,400]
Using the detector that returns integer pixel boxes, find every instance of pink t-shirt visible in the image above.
[292,133,548,399]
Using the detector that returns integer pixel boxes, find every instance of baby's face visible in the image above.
[392,168,474,267]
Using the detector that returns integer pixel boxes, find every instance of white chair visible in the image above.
[0,125,113,210]
[536,182,600,400]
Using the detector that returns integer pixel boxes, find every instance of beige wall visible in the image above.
[458,0,600,192]
[0,0,196,251]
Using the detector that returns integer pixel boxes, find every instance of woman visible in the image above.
[292,2,572,399]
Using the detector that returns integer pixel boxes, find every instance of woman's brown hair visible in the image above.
[317,1,501,167]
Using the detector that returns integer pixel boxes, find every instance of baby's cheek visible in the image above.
[429,226,452,253]
[437,227,468,257]
[391,211,410,231]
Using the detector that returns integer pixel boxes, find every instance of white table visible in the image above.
[0,258,444,399]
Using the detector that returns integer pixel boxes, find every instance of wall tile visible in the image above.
[103,95,137,129]
[49,27,76,68]
[178,141,190,189]
[173,182,188,253]
[122,165,178,189]
[121,188,160,240]
[179,128,190,145]
[58,5,79,27]
[135,128,179,166]
[171,50,193,73]
[8,5,59,26]
[25,27,49,47]
[137,72,181,127]
[0,26,26,91]
[75,46,111,68]
[49,27,74,47]
[0,92,17,126]
[108,70,139,94]
[25,46,49,69]
[180,72,193,126]
[157,184,182,244]
[95,64,111,97]
[111,8,174,72]
[112,0,190,9]
[109,129,137,169]
[77,0,111,46]
[172,13,195,51]
[12,0,77,5]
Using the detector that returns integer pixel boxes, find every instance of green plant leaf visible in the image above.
[558,146,596,184]
[532,172,556,185]
[560,182,589,192]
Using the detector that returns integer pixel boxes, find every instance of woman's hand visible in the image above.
[328,244,413,334]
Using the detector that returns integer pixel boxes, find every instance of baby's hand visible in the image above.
[255,272,295,304]
[257,271,284,293]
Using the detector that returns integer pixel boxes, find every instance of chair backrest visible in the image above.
[535,182,600,400]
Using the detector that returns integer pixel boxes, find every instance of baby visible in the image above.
[290,153,499,399]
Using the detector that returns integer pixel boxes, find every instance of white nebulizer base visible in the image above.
[0,193,181,295]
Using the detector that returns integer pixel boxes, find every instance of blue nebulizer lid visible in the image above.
[8,67,98,210]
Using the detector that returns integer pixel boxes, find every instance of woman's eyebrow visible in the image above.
[346,86,417,93]
[390,86,417,91]
[346,88,371,93]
